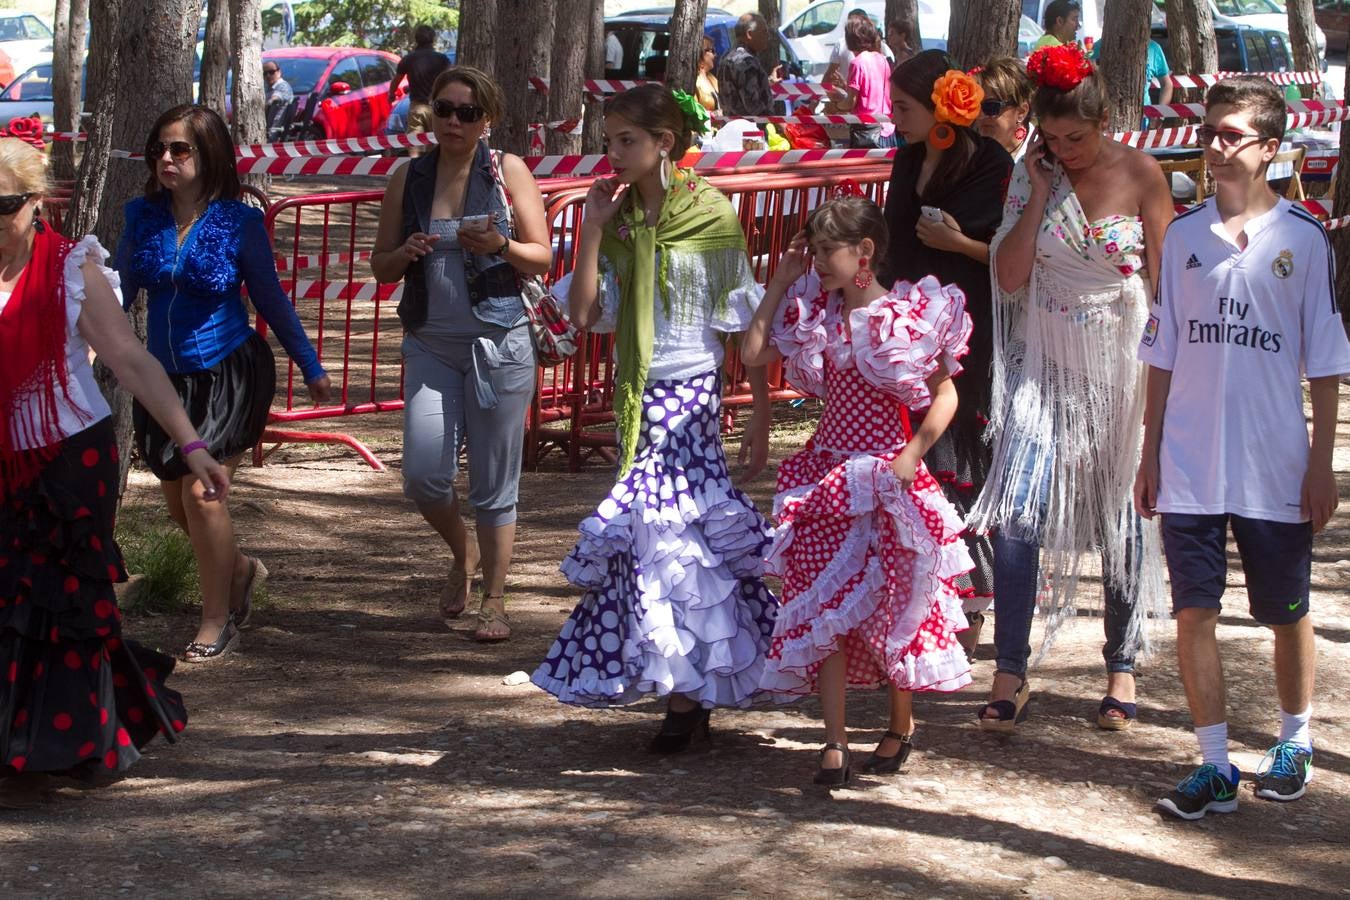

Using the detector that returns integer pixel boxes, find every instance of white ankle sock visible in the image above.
[1195,722,1230,772]
[1279,707,1312,750]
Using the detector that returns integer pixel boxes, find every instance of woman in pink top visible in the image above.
[832,17,896,148]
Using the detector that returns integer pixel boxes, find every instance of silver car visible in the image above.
[0,63,85,130]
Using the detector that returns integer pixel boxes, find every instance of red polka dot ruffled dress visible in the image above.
[759,274,976,698]
[2,421,189,779]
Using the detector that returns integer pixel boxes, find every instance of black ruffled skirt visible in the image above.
[1,418,187,778]
[134,330,276,481]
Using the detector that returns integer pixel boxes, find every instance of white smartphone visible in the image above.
[459,214,492,231]
[920,205,944,223]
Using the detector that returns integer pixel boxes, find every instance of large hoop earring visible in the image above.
[659,150,670,191]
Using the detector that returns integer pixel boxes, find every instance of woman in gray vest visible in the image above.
[372,66,552,642]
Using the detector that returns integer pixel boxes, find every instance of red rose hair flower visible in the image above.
[4,116,45,150]
[1026,43,1094,92]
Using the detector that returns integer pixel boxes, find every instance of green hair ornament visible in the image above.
[671,88,712,135]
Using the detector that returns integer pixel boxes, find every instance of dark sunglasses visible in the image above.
[263,67,279,75]
[980,98,1009,117]
[0,192,32,216]
[148,140,195,162]
[1196,125,1264,148]
[432,100,486,122]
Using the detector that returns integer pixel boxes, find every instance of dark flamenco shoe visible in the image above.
[860,730,914,775]
[814,742,852,786]
[956,611,985,663]
[1097,696,1138,731]
[233,556,267,630]
[649,705,711,754]
[183,616,240,663]
[978,674,1032,734]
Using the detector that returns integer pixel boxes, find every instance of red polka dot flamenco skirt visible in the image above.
[1,419,187,778]
[760,444,975,699]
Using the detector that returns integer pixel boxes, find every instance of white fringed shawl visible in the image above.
[969,161,1167,660]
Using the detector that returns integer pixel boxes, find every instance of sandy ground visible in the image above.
[1,390,1348,899]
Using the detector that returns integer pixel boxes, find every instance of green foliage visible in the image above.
[114,508,199,615]
[274,0,459,52]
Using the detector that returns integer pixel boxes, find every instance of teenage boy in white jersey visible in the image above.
[1135,76,1350,822]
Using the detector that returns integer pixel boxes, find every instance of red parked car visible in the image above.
[263,47,402,141]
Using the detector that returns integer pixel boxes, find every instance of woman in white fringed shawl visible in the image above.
[968,44,1175,734]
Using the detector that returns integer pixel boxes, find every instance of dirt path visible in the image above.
[2,399,1349,899]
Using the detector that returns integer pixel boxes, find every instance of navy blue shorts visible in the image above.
[1159,513,1312,625]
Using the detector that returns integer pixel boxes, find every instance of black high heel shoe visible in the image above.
[860,730,914,775]
[813,742,852,786]
[649,704,711,754]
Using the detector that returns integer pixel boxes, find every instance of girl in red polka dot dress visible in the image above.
[742,196,975,785]
[0,137,229,807]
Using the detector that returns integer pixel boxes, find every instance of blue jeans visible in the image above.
[991,434,1140,678]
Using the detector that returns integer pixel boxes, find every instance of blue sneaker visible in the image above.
[1254,741,1313,802]
[1157,763,1240,821]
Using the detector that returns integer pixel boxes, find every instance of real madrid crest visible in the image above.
[1272,248,1294,279]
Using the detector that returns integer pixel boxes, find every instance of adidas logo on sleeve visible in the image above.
[1185,253,1202,270]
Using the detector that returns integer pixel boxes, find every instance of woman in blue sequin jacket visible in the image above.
[116,105,331,663]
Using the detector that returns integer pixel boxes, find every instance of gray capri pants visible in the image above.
[401,327,536,527]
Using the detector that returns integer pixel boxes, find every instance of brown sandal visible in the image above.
[473,594,511,642]
[440,566,472,621]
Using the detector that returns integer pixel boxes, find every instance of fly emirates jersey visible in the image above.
[1138,198,1350,523]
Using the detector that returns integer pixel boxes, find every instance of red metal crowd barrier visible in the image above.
[254,158,894,472]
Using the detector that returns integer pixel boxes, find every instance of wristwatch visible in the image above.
[492,232,510,258]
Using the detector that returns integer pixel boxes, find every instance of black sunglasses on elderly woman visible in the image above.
[0,193,32,216]
[431,100,486,122]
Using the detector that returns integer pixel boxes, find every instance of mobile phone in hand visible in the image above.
[920,205,944,223]
[460,214,492,231]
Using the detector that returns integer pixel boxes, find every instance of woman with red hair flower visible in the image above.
[968,43,1174,734]
[882,50,1014,662]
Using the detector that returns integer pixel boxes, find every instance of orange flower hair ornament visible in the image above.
[928,69,983,150]
[1025,42,1094,92]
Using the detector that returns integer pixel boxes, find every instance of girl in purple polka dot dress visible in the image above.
[530,85,778,752]
[0,138,229,807]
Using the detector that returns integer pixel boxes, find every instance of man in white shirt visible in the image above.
[1137,77,1350,822]
[605,30,623,78]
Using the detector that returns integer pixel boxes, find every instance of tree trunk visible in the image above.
[1161,0,1192,75]
[230,0,268,190]
[665,0,709,93]
[757,0,780,76]
[1164,0,1217,83]
[493,0,550,155]
[52,0,88,184]
[528,5,556,154]
[458,0,497,79]
[200,0,231,113]
[946,0,1020,70]
[886,0,922,48]
[547,0,588,156]
[1335,63,1350,332]
[582,0,604,154]
[1286,0,1319,98]
[1096,0,1152,133]
[72,0,195,497]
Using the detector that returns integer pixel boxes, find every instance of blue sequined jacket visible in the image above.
[115,196,326,382]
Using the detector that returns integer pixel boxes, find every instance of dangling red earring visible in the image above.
[1014,124,1028,144]
[854,257,873,290]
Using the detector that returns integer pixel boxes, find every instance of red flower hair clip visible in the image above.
[828,179,864,200]
[1026,43,1094,92]
[3,116,45,150]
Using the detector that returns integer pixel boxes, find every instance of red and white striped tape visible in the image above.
[1142,99,1349,124]
[711,113,890,127]
[237,132,437,158]
[275,249,373,273]
[284,279,401,302]
[1156,69,1323,89]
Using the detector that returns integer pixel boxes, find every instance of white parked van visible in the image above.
[781,0,953,79]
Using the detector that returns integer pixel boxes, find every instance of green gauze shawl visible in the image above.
[598,169,748,474]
